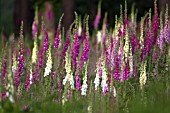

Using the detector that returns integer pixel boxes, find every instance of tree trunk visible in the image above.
[14,0,33,37]
[62,0,75,36]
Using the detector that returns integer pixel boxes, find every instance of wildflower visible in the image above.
[32,7,38,39]
[72,27,80,66]
[164,4,169,43]
[32,39,38,63]
[17,21,25,75]
[78,16,82,37]
[123,61,130,80]
[139,61,147,90]
[14,69,20,89]
[63,50,74,89]
[25,67,33,91]
[12,53,17,73]
[97,31,102,44]
[114,58,120,81]
[44,44,52,77]
[147,9,152,55]
[76,72,81,90]
[94,61,101,90]
[2,56,7,85]
[93,1,101,29]
[1,92,6,101]
[101,59,108,95]
[158,29,164,50]
[54,14,63,49]
[32,21,38,39]
[43,29,49,52]
[81,64,88,95]
[124,29,130,59]
[81,39,89,62]
[38,46,43,69]
[152,0,159,45]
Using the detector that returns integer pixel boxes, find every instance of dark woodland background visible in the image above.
[0,0,170,37]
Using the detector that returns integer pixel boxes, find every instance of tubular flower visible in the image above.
[152,0,159,45]
[12,53,17,73]
[54,14,63,49]
[123,62,130,80]
[82,39,89,62]
[63,51,74,89]
[18,43,24,75]
[1,56,7,85]
[38,46,43,69]
[44,44,52,77]
[14,69,20,89]
[101,59,108,95]
[32,39,38,63]
[158,29,164,50]
[93,1,101,29]
[75,72,81,90]
[72,28,80,66]
[114,58,120,81]
[25,67,33,91]
[124,29,130,59]
[43,30,49,52]
[32,7,38,39]
[32,21,37,39]
[94,61,101,90]
[139,61,147,90]
[81,64,88,95]
[164,4,169,43]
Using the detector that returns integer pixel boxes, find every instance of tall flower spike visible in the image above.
[164,4,169,43]
[63,50,74,89]
[63,22,74,58]
[139,61,147,90]
[32,39,38,63]
[44,44,52,77]
[32,7,38,39]
[81,63,88,95]
[72,13,80,66]
[124,29,130,59]
[43,29,49,52]
[101,58,108,95]
[123,0,128,38]
[1,55,7,85]
[139,17,144,49]
[157,12,164,50]
[18,21,24,75]
[38,46,43,69]
[147,9,152,55]
[12,53,17,74]
[94,60,101,90]
[75,71,81,90]
[54,14,64,49]
[94,0,101,29]
[152,0,159,45]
